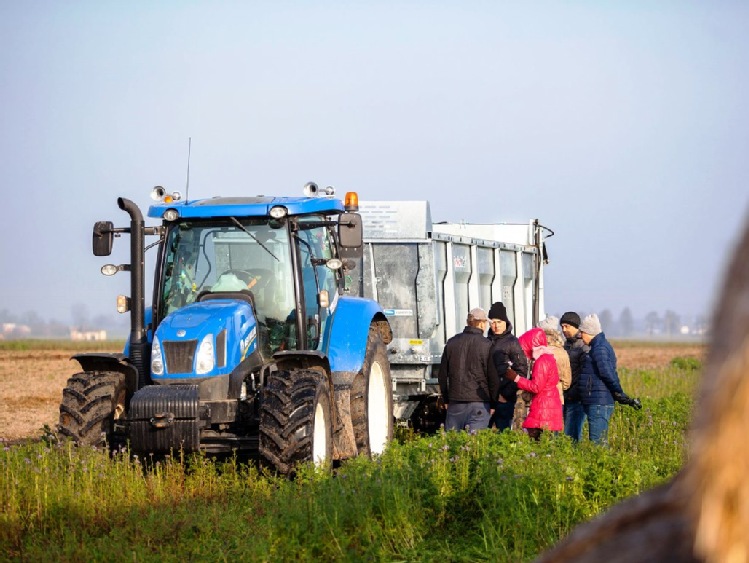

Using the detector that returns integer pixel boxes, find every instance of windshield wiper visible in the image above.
[230,217,280,262]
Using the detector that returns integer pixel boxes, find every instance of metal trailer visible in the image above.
[354,200,552,432]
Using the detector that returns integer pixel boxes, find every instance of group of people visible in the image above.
[437,303,641,444]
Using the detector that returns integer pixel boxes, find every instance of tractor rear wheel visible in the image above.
[259,369,333,475]
[58,371,127,450]
[352,327,394,457]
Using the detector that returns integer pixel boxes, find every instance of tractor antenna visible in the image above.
[185,137,191,201]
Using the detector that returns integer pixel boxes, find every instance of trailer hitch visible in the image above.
[149,412,175,428]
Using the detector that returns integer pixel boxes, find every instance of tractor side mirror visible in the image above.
[93,221,114,256]
[338,212,363,260]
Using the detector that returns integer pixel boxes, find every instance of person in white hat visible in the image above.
[577,314,641,445]
[438,307,499,431]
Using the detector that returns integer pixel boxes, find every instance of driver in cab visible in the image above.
[212,271,261,292]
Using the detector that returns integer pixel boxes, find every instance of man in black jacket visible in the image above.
[486,301,529,431]
[560,311,589,441]
[438,307,497,431]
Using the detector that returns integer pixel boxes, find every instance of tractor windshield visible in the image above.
[158,219,297,352]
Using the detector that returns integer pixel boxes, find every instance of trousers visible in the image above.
[445,402,492,432]
[582,403,615,445]
[564,401,585,441]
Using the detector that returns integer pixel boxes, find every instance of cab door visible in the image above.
[295,218,339,350]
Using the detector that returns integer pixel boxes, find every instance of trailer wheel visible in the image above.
[259,369,333,475]
[352,328,394,457]
[58,371,127,450]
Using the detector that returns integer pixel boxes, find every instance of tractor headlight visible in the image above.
[196,334,215,374]
[151,336,164,376]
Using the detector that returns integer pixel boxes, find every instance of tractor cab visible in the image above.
[155,213,342,359]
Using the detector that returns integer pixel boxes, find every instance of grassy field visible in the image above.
[0,340,704,561]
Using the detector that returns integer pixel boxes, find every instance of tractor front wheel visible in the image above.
[259,369,333,475]
[58,371,127,450]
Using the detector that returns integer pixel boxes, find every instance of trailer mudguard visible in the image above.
[325,296,386,373]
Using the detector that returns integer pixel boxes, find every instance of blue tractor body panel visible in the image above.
[152,300,258,380]
[148,196,345,220]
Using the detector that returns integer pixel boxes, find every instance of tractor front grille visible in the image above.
[164,340,197,374]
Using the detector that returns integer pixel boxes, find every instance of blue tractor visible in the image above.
[58,183,394,474]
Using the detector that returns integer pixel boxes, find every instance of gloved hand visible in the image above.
[614,392,642,410]
[504,366,519,381]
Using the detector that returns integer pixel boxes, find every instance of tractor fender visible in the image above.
[325,298,391,459]
[326,296,391,376]
[71,353,140,401]
[272,350,332,375]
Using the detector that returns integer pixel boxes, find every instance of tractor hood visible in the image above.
[151,298,259,381]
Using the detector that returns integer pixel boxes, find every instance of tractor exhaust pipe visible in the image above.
[117,197,150,387]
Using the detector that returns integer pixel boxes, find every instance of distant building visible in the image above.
[70,329,107,341]
[2,323,32,337]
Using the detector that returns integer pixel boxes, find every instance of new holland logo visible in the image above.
[240,327,258,359]
[176,329,186,337]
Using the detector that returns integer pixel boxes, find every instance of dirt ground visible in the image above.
[613,342,705,370]
[0,350,86,442]
[0,342,706,442]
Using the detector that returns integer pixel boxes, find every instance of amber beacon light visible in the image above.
[344,191,359,212]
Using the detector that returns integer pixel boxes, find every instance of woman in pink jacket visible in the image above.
[504,327,564,439]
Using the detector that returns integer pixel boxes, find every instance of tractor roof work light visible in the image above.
[303,181,335,197]
[151,186,166,201]
[270,206,288,219]
[344,191,359,212]
[151,186,183,204]
[163,208,179,221]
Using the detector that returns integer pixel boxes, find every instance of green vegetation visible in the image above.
[0,340,125,352]
[1,361,698,562]
[669,356,702,371]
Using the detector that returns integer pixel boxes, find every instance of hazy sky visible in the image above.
[1,1,748,326]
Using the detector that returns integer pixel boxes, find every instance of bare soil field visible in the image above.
[612,340,705,370]
[0,341,706,442]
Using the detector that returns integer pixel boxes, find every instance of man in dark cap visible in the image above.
[486,302,528,430]
[560,311,588,440]
[438,307,498,431]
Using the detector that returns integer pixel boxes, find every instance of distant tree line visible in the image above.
[2,304,709,340]
[558,307,709,339]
